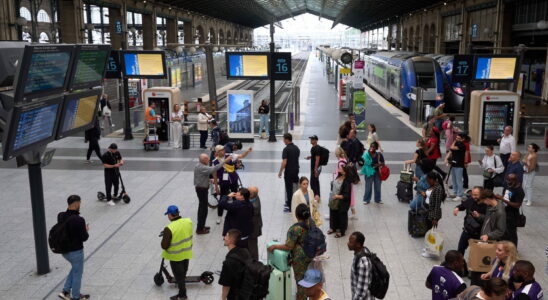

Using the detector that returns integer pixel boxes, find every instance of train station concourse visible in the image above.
[1,1,548,300]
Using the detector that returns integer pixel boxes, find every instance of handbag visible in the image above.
[516,207,526,227]
[463,214,481,235]
[328,177,341,210]
[482,170,493,180]
[400,164,414,183]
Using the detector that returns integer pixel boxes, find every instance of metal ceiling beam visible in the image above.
[331,0,355,29]
[280,0,295,20]
[319,0,326,20]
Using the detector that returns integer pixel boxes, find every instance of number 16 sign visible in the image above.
[270,52,292,81]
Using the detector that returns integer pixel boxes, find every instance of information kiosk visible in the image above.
[142,87,181,141]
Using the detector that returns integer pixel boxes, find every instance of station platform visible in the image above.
[1,53,547,300]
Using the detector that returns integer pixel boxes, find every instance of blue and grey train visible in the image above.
[362,51,446,111]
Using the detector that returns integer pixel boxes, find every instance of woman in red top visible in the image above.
[426,127,447,179]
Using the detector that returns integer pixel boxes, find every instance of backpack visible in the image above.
[230,255,272,299]
[319,146,330,166]
[299,220,327,258]
[355,248,390,299]
[219,130,229,145]
[48,215,76,254]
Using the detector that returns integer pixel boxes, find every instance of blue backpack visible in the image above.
[299,220,326,258]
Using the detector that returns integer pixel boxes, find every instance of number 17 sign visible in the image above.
[452,54,474,84]
[270,52,292,81]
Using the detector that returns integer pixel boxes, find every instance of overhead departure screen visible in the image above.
[226,53,269,79]
[123,52,166,77]
[24,51,72,94]
[12,103,60,151]
[475,57,517,80]
[61,95,98,134]
[72,49,109,88]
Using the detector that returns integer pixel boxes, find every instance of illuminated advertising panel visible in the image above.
[227,90,254,139]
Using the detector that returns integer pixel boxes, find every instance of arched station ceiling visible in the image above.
[163,0,445,29]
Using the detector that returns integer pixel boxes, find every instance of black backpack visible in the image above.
[219,130,229,145]
[319,146,330,166]
[299,220,327,258]
[231,255,272,299]
[355,248,390,299]
[48,215,76,254]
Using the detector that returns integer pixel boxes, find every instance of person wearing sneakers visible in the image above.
[58,195,90,300]
[161,205,193,300]
[445,133,466,202]
[278,133,300,213]
[298,269,331,300]
[101,143,124,206]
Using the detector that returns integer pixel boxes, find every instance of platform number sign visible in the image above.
[271,52,292,81]
[452,55,474,83]
[104,50,121,79]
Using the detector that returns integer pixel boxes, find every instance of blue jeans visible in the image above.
[259,114,269,133]
[451,167,464,197]
[409,193,425,210]
[415,165,424,178]
[62,249,84,298]
[363,172,381,203]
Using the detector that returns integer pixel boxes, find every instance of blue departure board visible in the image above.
[24,51,72,94]
[12,103,60,151]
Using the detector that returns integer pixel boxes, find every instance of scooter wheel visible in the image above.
[154,272,164,286]
[122,195,131,204]
[201,271,214,284]
[97,192,106,201]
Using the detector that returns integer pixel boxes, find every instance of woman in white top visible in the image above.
[170,104,183,149]
[291,177,322,226]
[477,145,504,191]
[522,143,539,206]
[366,124,383,152]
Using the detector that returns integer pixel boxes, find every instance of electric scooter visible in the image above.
[97,169,130,204]
[154,232,214,286]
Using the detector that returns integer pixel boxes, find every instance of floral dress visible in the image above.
[286,222,312,300]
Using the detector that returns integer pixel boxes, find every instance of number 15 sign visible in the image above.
[452,55,474,84]
[270,52,292,81]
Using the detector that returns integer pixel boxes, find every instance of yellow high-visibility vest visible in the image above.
[162,218,193,261]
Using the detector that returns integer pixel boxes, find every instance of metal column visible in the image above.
[268,23,277,142]
[205,45,218,115]
[28,162,50,275]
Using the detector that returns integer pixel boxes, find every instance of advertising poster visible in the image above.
[227,90,254,139]
[353,91,366,129]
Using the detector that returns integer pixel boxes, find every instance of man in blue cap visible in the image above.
[160,205,193,300]
[298,269,331,300]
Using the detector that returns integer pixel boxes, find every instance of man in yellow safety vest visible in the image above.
[161,205,193,300]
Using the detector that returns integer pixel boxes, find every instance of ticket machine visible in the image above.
[142,87,181,141]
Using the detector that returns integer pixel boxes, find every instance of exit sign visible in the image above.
[270,52,292,81]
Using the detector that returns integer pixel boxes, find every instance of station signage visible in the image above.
[270,52,292,81]
[451,55,473,83]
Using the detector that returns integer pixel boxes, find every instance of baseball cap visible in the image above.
[164,205,179,215]
[308,135,318,140]
[108,143,118,150]
[298,269,322,288]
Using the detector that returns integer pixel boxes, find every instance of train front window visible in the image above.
[414,61,435,88]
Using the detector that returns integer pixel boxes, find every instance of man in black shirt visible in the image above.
[84,118,102,164]
[101,143,124,206]
[258,99,270,137]
[306,135,321,197]
[219,229,251,300]
[500,174,524,247]
[219,188,254,250]
[445,133,466,202]
[278,133,300,213]
[57,195,90,300]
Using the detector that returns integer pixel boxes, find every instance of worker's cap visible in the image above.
[298,269,322,288]
[215,145,225,152]
[308,135,318,141]
[108,143,118,150]
[164,205,179,215]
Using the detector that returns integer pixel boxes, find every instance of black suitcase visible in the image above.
[182,133,190,149]
[396,181,413,203]
[408,209,430,238]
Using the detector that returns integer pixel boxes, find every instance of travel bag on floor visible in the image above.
[396,181,413,203]
[266,268,292,300]
[267,241,290,272]
[400,164,414,183]
[408,209,429,238]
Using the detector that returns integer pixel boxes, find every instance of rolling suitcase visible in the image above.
[266,241,290,272]
[396,181,413,203]
[408,209,429,238]
[266,268,292,300]
[182,133,190,149]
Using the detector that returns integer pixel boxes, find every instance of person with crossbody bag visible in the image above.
[478,145,504,190]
